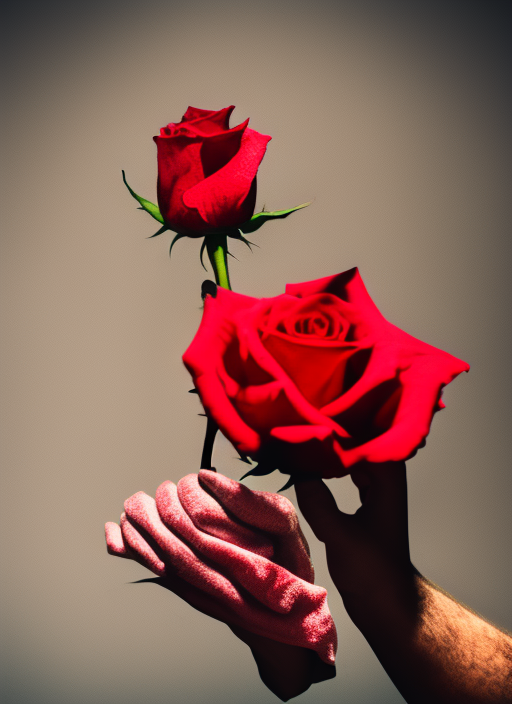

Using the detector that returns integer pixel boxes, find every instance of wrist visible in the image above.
[342,564,421,636]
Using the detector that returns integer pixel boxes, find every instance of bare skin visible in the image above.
[294,461,512,704]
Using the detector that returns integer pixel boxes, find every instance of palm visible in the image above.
[295,461,413,606]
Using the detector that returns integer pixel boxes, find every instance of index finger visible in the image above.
[294,479,348,544]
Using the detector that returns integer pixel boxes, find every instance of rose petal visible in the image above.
[161,106,235,136]
[183,288,259,375]
[154,135,207,232]
[181,105,235,132]
[270,425,334,444]
[233,382,308,435]
[197,374,262,455]
[320,342,399,417]
[183,127,271,229]
[237,307,351,437]
[286,268,385,339]
[183,290,264,455]
[154,118,250,232]
[199,118,248,177]
[261,331,359,408]
[341,355,469,467]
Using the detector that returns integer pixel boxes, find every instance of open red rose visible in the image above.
[183,268,470,478]
[154,106,271,235]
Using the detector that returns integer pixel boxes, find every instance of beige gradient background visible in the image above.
[1,1,511,702]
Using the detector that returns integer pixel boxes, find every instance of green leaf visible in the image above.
[239,202,311,234]
[122,170,165,225]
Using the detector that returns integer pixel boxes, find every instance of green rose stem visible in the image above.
[200,418,219,471]
[200,234,232,471]
[205,234,231,290]
[120,173,310,474]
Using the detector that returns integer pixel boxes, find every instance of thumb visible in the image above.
[355,461,408,527]
[294,479,347,544]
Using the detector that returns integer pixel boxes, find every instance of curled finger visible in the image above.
[156,480,323,614]
[198,469,314,580]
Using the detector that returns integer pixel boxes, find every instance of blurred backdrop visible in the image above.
[1,1,511,702]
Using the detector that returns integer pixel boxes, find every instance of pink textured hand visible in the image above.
[105,470,337,666]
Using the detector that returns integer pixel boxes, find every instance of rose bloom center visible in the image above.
[255,295,358,409]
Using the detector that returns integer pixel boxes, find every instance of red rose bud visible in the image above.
[123,107,310,255]
[154,105,271,235]
[183,268,470,480]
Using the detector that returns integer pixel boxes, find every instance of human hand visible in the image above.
[105,470,336,699]
[294,461,415,621]
[296,464,512,704]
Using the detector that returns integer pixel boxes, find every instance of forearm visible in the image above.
[345,571,512,704]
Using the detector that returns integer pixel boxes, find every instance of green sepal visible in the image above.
[199,239,208,271]
[169,232,187,258]
[122,170,165,225]
[147,224,169,239]
[238,202,311,235]
[231,230,258,252]
[278,471,319,492]
[239,464,276,481]
[277,475,297,492]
